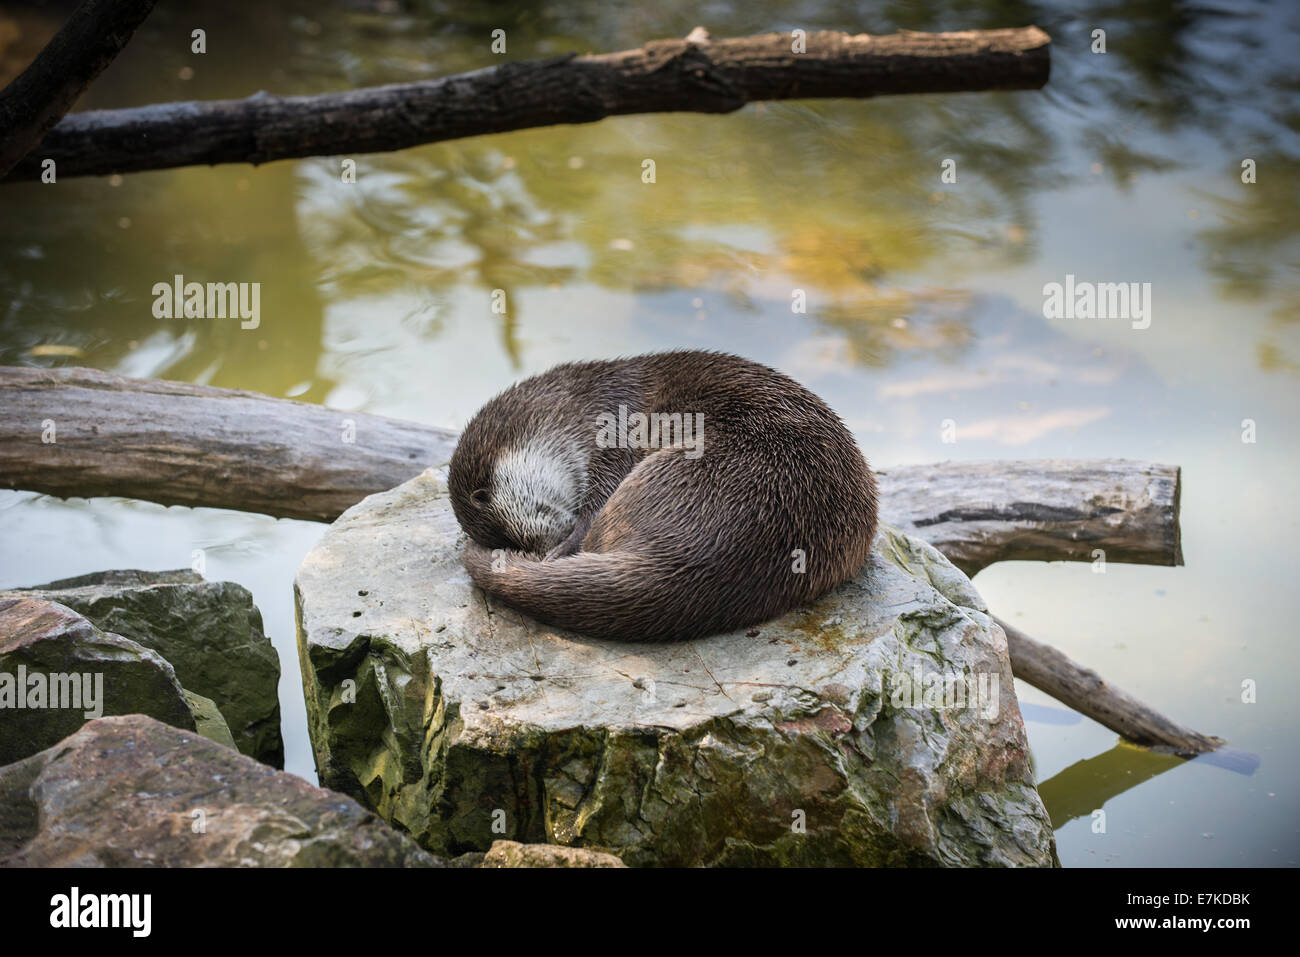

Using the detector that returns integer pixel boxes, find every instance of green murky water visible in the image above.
[1,0,1297,866]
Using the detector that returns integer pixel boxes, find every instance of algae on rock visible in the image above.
[6,569,283,766]
[0,598,196,764]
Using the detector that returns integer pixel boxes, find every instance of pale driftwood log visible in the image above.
[2,27,1051,182]
[0,366,457,523]
[5,369,1172,557]
[877,459,1182,576]
[0,0,157,178]
[0,365,1224,757]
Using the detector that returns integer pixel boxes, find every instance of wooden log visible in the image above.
[0,366,457,523]
[876,459,1183,576]
[2,368,1170,559]
[5,370,1173,564]
[996,616,1222,758]
[0,0,158,178]
[0,365,1226,757]
[2,26,1051,183]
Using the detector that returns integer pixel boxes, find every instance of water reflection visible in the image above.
[2,0,1295,380]
[1039,739,1261,831]
[1038,742,1187,829]
[0,161,334,399]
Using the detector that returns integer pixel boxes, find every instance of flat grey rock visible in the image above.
[296,470,1056,866]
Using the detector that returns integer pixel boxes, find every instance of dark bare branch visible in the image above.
[0,0,157,178]
[3,26,1050,182]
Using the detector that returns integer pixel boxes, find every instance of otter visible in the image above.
[448,351,878,642]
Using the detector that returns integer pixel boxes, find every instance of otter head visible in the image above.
[450,425,587,555]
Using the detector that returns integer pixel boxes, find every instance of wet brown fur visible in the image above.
[448,351,878,641]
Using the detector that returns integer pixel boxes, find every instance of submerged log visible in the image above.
[2,26,1051,182]
[997,616,1222,759]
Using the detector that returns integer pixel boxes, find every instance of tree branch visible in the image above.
[2,26,1050,183]
[0,0,157,179]
[997,616,1235,760]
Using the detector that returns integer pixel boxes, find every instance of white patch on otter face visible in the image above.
[491,436,587,552]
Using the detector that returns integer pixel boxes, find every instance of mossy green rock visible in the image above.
[6,569,283,767]
[0,598,196,764]
[296,471,1056,867]
[183,690,238,751]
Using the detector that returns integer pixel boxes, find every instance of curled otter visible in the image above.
[449,351,878,641]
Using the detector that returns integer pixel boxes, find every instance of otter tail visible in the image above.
[462,540,722,642]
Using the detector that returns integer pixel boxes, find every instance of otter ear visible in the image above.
[471,488,491,506]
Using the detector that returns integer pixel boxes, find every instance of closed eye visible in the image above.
[471,488,491,506]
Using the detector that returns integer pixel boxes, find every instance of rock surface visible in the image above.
[296,471,1056,867]
[183,690,238,751]
[5,569,283,766]
[478,840,626,868]
[0,715,628,868]
[0,715,439,867]
[0,598,195,764]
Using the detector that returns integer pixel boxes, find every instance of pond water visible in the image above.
[1,0,1297,867]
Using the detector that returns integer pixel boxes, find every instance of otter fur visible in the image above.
[448,351,878,642]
